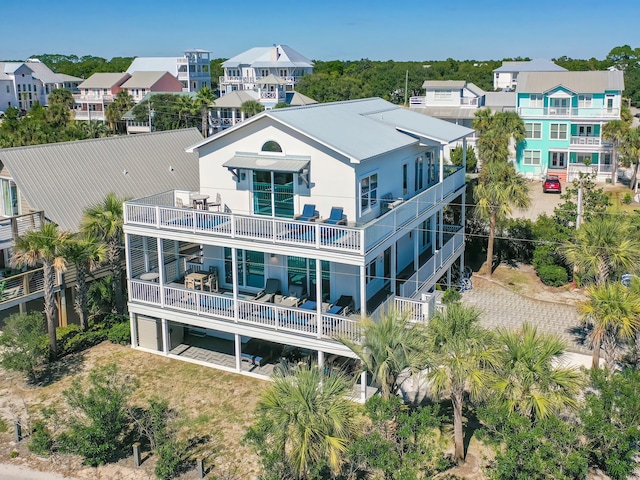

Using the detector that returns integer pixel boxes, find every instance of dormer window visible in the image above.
[261,141,282,153]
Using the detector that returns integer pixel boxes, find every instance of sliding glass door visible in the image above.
[252,170,294,218]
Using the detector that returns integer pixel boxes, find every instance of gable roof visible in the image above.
[422,80,466,89]
[120,71,177,89]
[516,70,625,94]
[494,59,567,73]
[0,129,202,231]
[188,98,473,162]
[24,61,66,84]
[126,57,179,75]
[78,73,131,89]
[222,45,313,69]
[286,91,317,106]
[0,62,32,75]
[212,90,259,107]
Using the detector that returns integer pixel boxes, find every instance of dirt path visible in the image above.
[0,463,79,480]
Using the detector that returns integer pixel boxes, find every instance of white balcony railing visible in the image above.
[570,136,603,146]
[399,226,465,298]
[124,167,466,256]
[219,75,301,86]
[129,280,361,342]
[518,107,620,118]
[74,110,106,121]
[73,94,114,102]
[0,211,44,246]
[0,267,58,306]
[409,96,427,107]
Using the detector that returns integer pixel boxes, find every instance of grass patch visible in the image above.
[0,417,8,433]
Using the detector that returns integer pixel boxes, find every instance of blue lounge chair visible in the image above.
[294,204,318,222]
[321,207,347,226]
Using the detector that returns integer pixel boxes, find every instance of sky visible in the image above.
[2,0,639,62]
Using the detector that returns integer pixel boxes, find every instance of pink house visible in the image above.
[74,73,131,121]
[120,71,183,102]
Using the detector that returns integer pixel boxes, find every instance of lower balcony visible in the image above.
[0,267,60,310]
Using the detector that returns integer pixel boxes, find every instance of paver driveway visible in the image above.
[462,276,591,355]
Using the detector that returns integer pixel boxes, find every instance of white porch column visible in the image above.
[157,237,165,308]
[462,137,467,172]
[130,314,138,348]
[460,190,466,276]
[318,350,324,372]
[124,233,133,284]
[235,334,242,372]
[413,229,419,278]
[360,370,367,402]
[316,259,322,338]
[390,243,397,295]
[439,209,444,251]
[161,318,169,355]
[360,264,367,318]
[439,146,444,182]
[231,247,239,322]
[143,236,150,271]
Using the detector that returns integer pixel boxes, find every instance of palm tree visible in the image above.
[240,100,265,118]
[105,91,134,132]
[580,282,640,369]
[62,234,106,330]
[47,88,75,109]
[474,161,530,275]
[425,303,498,463]
[561,215,640,286]
[473,109,525,165]
[340,310,427,399]
[195,86,215,137]
[176,96,197,128]
[82,193,128,314]
[12,222,70,359]
[621,127,640,191]
[603,119,630,185]
[248,364,358,478]
[493,323,585,421]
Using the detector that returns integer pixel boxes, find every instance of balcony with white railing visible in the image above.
[129,280,361,342]
[124,167,466,256]
[73,110,106,121]
[219,75,302,86]
[518,107,620,119]
[73,93,114,103]
[569,136,609,147]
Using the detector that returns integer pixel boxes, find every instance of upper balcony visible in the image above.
[219,75,301,86]
[0,211,45,249]
[517,107,620,119]
[73,93,114,103]
[124,166,466,257]
[409,96,479,109]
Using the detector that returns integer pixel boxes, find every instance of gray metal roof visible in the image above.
[223,154,310,172]
[484,91,517,108]
[189,98,474,161]
[23,61,64,84]
[286,91,317,106]
[257,74,288,85]
[127,57,179,75]
[466,82,485,96]
[493,59,567,73]
[412,107,479,120]
[422,80,466,89]
[213,90,259,108]
[78,73,131,89]
[516,70,625,94]
[120,71,177,89]
[222,45,313,69]
[0,129,202,232]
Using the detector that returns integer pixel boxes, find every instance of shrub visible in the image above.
[442,288,462,305]
[0,312,49,382]
[623,192,633,205]
[532,244,557,271]
[28,420,53,456]
[107,322,131,345]
[497,218,535,264]
[154,437,184,480]
[536,265,568,287]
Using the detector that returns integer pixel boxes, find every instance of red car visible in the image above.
[542,175,562,193]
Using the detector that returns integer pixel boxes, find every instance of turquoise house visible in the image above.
[514,71,624,182]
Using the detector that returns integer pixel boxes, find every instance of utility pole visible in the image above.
[576,178,583,229]
[404,70,408,106]
[148,100,153,132]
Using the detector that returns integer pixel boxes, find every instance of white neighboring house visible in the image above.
[219,45,313,97]
[0,60,81,112]
[123,98,473,399]
[127,49,211,92]
[493,59,567,91]
[410,80,515,161]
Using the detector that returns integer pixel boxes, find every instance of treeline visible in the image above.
[26,54,134,79]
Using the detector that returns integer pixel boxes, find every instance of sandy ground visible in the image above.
[0,462,79,479]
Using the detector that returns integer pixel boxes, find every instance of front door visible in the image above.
[550,152,566,169]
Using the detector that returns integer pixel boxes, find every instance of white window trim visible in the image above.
[530,94,543,107]
[550,123,568,140]
[360,172,379,214]
[525,122,542,139]
[523,150,541,165]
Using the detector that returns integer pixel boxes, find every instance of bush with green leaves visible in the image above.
[107,322,131,345]
[58,364,138,466]
[0,312,49,382]
[28,420,53,456]
[450,145,477,172]
[441,288,462,305]
[532,243,569,286]
[581,368,640,480]
[495,218,536,264]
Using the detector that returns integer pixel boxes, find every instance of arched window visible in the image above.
[261,141,282,153]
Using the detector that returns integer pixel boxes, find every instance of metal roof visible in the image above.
[78,73,131,89]
[516,70,625,94]
[223,154,310,173]
[213,90,259,108]
[493,59,567,73]
[484,91,517,108]
[0,129,202,232]
[120,71,178,89]
[422,80,466,89]
[286,91,317,106]
[222,45,313,69]
[189,98,474,161]
[257,74,288,85]
[126,57,179,75]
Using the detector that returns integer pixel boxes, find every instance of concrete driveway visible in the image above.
[512,180,563,221]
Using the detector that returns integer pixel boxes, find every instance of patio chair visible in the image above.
[255,278,281,303]
[287,284,307,303]
[294,204,319,222]
[328,295,354,315]
[321,207,347,226]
